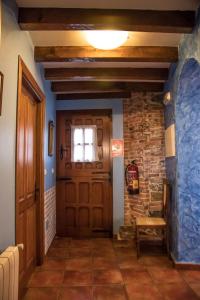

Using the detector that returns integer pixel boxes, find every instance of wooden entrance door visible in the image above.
[56,110,112,238]
[16,58,45,289]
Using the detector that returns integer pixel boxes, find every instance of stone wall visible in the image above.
[123,92,166,234]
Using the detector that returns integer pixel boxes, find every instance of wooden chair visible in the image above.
[135,179,170,258]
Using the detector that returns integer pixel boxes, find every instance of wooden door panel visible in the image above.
[79,182,89,203]
[56,110,112,238]
[65,182,76,203]
[92,208,104,228]
[26,97,36,195]
[17,84,37,282]
[18,212,26,277]
[26,205,36,267]
[18,89,26,202]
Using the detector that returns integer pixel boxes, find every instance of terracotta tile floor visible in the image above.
[24,237,200,300]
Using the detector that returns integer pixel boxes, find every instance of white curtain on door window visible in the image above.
[71,126,98,162]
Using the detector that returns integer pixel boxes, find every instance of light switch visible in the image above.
[44,169,47,176]
[52,168,55,174]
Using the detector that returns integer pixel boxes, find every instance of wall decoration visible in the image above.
[165,124,176,157]
[48,121,54,156]
[0,72,4,116]
[111,139,124,157]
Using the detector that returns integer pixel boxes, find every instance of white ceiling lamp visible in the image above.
[85,30,129,50]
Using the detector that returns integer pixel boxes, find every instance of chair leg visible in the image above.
[136,226,140,258]
[166,226,170,257]
[163,227,169,256]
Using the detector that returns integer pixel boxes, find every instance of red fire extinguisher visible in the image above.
[125,160,139,195]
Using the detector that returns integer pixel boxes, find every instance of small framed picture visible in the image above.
[48,121,55,156]
[0,72,4,116]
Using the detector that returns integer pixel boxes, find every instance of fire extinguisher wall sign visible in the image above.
[125,160,139,195]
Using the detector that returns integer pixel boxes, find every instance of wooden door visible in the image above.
[16,84,37,281]
[56,110,112,238]
[16,58,45,291]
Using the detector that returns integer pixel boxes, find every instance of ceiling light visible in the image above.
[85,30,128,50]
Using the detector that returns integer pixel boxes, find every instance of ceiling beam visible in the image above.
[56,91,131,100]
[18,8,195,33]
[35,46,178,63]
[45,67,168,81]
[51,81,164,93]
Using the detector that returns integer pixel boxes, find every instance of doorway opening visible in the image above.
[56,110,113,238]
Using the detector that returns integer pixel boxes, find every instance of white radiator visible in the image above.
[0,245,23,300]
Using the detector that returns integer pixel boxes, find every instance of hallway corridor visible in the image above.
[24,238,200,300]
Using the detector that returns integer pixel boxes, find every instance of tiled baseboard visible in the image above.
[44,186,56,254]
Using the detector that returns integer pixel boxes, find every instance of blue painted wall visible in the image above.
[56,99,124,234]
[176,59,200,262]
[0,0,56,250]
[164,8,200,263]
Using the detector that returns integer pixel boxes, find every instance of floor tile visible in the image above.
[118,256,145,270]
[157,282,199,300]
[59,286,92,300]
[93,285,127,300]
[92,238,113,247]
[92,248,116,259]
[36,258,67,271]
[63,270,93,286]
[24,288,59,300]
[51,237,71,248]
[93,268,123,285]
[112,240,135,249]
[27,270,64,287]
[65,257,92,270]
[138,256,173,267]
[71,239,93,249]
[47,247,69,259]
[25,237,179,300]
[122,269,153,284]
[189,283,200,297]
[125,283,163,300]
[180,270,200,283]
[69,247,92,258]
[147,267,184,283]
[93,257,117,269]
[115,247,137,258]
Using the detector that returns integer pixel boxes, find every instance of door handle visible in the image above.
[60,144,68,160]
[56,177,72,181]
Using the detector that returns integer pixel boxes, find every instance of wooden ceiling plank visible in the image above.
[35,46,178,63]
[19,8,195,33]
[52,81,164,93]
[56,91,131,100]
[45,67,169,81]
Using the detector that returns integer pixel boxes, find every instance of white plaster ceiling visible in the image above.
[16,0,199,10]
[17,0,199,70]
[30,31,182,47]
[42,62,171,69]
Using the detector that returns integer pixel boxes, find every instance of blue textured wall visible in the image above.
[176,59,200,262]
[43,71,56,190]
[164,7,200,263]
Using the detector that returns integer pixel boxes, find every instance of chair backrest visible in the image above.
[163,179,170,220]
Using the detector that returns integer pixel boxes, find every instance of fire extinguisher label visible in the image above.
[132,180,139,189]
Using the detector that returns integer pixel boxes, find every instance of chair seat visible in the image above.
[136,217,166,227]
[138,234,164,241]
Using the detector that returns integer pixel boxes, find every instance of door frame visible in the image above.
[56,109,113,237]
[15,57,45,267]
